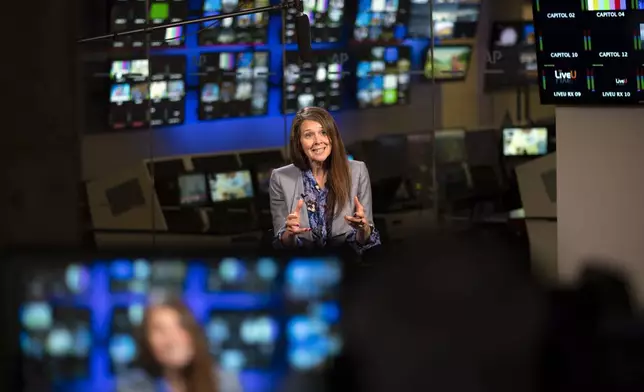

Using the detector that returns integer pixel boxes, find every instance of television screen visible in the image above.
[283,50,346,113]
[502,127,548,156]
[204,311,279,370]
[199,0,269,45]
[424,45,472,80]
[408,0,480,39]
[484,21,537,91]
[284,0,344,43]
[198,52,269,120]
[108,259,187,294]
[255,167,274,194]
[353,0,411,42]
[284,257,342,370]
[109,305,144,373]
[110,0,188,48]
[109,56,186,129]
[23,264,92,300]
[356,46,411,108]
[178,173,208,206]
[533,0,640,104]
[208,170,254,202]
[206,257,279,292]
[20,305,92,379]
[435,129,466,164]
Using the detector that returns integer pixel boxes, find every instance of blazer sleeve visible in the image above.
[269,169,289,234]
[357,161,375,226]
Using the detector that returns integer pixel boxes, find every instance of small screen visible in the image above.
[109,56,186,129]
[205,311,279,370]
[109,0,188,48]
[20,305,92,379]
[435,129,466,164]
[209,170,254,202]
[207,257,279,293]
[108,259,187,295]
[503,127,548,156]
[284,257,342,370]
[109,305,145,373]
[284,0,344,43]
[24,264,92,301]
[283,50,346,113]
[255,168,274,194]
[198,52,269,120]
[356,46,412,108]
[353,0,410,42]
[485,21,537,91]
[424,45,472,80]
[199,0,269,45]
[178,173,208,206]
[408,0,480,39]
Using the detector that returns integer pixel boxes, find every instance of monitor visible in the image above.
[206,257,279,293]
[255,167,274,195]
[283,50,346,113]
[23,264,92,301]
[484,21,537,91]
[109,0,188,48]
[199,0,269,45]
[502,127,548,156]
[353,0,411,42]
[178,173,209,206]
[408,0,480,39]
[208,170,254,202]
[284,0,344,43]
[434,129,466,164]
[533,0,638,104]
[423,44,472,81]
[108,259,187,294]
[20,305,92,379]
[284,257,343,370]
[356,46,412,108]
[109,56,186,129]
[204,311,279,371]
[108,305,145,373]
[198,51,269,120]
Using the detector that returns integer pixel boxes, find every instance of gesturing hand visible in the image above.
[285,199,311,237]
[345,196,369,231]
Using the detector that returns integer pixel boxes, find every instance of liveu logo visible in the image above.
[555,70,576,84]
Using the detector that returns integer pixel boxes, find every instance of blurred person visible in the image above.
[269,107,381,253]
[117,299,241,392]
[341,230,548,392]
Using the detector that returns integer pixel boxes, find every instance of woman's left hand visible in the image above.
[345,196,370,235]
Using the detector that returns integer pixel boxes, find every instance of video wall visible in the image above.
[100,0,481,131]
[19,256,343,392]
[533,0,644,104]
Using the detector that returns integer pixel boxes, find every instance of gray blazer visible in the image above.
[116,366,242,392]
[269,160,375,246]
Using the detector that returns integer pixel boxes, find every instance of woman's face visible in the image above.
[299,120,332,164]
[147,306,195,370]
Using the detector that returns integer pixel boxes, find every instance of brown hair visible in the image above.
[137,298,218,392]
[289,106,351,218]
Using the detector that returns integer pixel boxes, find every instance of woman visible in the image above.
[269,106,381,253]
[116,299,242,392]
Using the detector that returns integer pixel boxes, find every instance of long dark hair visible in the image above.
[289,106,351,218]
[137,299,218,392]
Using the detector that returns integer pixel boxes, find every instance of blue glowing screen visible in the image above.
[19,256,342,392]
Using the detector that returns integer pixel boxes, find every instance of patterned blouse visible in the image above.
[276,169,381,254]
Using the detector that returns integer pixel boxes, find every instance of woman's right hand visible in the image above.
[282,199,310,245]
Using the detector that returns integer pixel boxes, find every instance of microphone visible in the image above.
[294,13,313,62]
